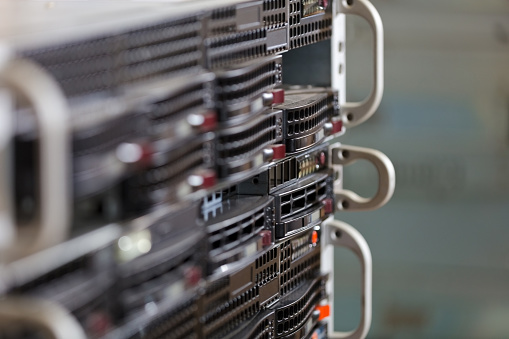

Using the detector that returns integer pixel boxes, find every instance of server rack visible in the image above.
[0,1,394,338]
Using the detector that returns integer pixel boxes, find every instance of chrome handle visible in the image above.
[1,59,70,258]
[0,297,86,339]
[323,218,372,339]
[333,0,384,127]
[330,143,395,211]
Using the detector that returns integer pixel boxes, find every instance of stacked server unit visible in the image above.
[0,0,390,338]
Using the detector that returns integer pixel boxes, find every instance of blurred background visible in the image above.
[331,0,509,338]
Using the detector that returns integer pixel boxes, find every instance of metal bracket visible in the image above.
[323,218,372,339]
[330,143,395,211]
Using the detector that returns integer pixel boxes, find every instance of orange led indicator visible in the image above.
[311,230,318,245]
[315,304,330,321]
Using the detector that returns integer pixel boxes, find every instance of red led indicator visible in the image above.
[270,144,286,160]
[318,152,326,166]
[86,312,111,337]
[201,111,217,132]
[140,143,153,167]
[323,198,334,214]
[185,266,202,286]
[332,120,343,134]
[260,230,272,247]
[272,89,285,104]
[201,170,217,189]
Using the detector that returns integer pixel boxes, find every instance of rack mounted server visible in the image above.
[0,1,394,338]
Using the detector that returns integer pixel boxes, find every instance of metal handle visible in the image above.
[337,0,384,127]
[0,86,14,252]
[1,59,70,257]
[323,218,372,339]
[0,297,86,339]
[330,143,395,211]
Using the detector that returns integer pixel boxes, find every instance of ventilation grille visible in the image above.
[204,286,260,339]
[24,16,202,97]
[288,0,332,50]
[217,114,277,162]
[217,59,280,104]
[263,0,287,29]
[119,18,202,84]
[208,6,236,34]
[248,317,275,339]
[204,285,259,324]
[208,203,267,254]
[203,276,230,311]
[254,247,279,287]
[276,174,328,220]
[119,254,194,313]
[73,114,140,157]
[263,0,287,11]
[127,137,208,208]
[13,255,92,294]
[219,71,275,103]
[24,37,115,97]
[285,95,333,138]
[269,157,298,191]
[120,250,193,292]
[211,6,236,21]
[147,81,210,129]
[289,17,332,49]
[288,0,302,29]
[207,30,268,69]
[206,276,230,297]
[129,298,199,339]
[205,3,277,68]
[263,12,287,29]
[280,239,292,293]
[280,248,320,296]
[275,277,324,337]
